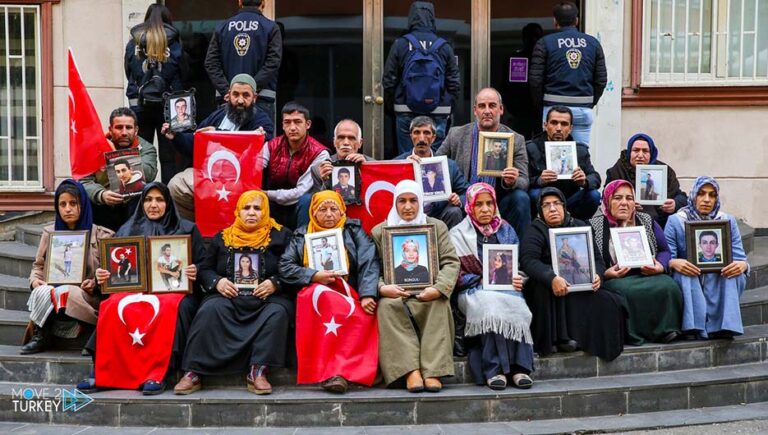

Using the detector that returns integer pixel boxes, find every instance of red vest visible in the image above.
[265,135,327,190]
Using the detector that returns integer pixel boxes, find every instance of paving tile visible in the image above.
[658,347,711,371]
[534,353,597,380]
[265,402,342,427]
[627,386,688,413]
[598,351,657,376]
[190,403,266,427]
[416,398,491,424]
[0,394,49,423]
[440,422,519,434]
[120,403,191,427]
[48,361,91,385]
[713,341,763,366]
[561,391,626,418]
[364,425,442,434]
[0,361,48,383]
[740,305,763,326]
[491,395,561,421]
[746,379,768,403]
[342,400,414,426]
[50,402,119,426]
[690,382,746,408]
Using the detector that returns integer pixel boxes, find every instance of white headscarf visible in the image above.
[386,179,428,226]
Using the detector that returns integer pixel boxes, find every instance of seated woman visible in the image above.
[604,133,687,228]
[520,187,626,361]
[21,180,114,354]
[589,180,682,345]
[665,176,749,339]
[279,191,380,394]
[79,182,204,395]
[372,180,459,393]
[173,191,293,395]
[449,183,534,390]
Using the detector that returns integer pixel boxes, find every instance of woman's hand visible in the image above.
[31,279,47,289]
[252,279,276,299]
[184,264,197,282]
[216,278,238,299]
[80,279,96,294]
[640,259,664,276]
[95,268,111,285]
[591,274,601,291]
[380,284,410,299]
[512,275,524,291]
[604,264,631,280]
[721,260,748,278]
[551,276,569,297]
[659,199,676,214]
[311,271,337,285]
[416,287,442,302]
[670,258,700,277]
[360,296,377,314]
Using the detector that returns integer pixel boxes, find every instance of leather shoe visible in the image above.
[20,324,49,355]
[424,377,442,392]
[174,372,201,395]
[247,374,273,395]
[661,331,680,343]
[556,340,578,353]
[406,370,424,393]
[321,375,348,394]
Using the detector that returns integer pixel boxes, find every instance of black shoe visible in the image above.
[661,331,680,343]
[556,340,578,353]
[709,330,735,340]
[453,336,467,357]
[20,324,49,355]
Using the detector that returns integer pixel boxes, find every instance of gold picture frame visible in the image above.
[99,236,148,294]
[381,224,439,293]
[477,131,514,177]
[147,235,193,294]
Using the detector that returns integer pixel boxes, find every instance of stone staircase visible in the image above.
[0,223,766,429]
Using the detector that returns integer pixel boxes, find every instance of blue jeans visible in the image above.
[497,189,532,238]
[396,113,448,155]
[529,187,601,221]
[542,105,594,146]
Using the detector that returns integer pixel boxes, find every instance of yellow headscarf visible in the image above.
[222,190,283,248]
[304,191,347,267]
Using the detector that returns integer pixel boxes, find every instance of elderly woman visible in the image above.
[605,133,687,228]
[589,180,682,345]
[372,180,460,393]
[279,191,380,394]
[21,180,114,354]
[79,182,204,395]
[665,177,749,339]
[520,187,626,361]
[449,183,534,390]
[173,191,293,395]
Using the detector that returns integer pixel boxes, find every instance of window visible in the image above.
[643,0,768,86]
[0,5,42,189]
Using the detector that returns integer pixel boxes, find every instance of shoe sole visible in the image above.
[407,386,424,393]
[247,383,272,395]
[174,384,201,395]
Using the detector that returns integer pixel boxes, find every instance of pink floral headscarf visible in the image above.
[465,182,504,237]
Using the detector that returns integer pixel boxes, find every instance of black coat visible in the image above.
[279,219,381,299]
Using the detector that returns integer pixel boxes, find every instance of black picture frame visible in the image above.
[164,89,197,133]
[230,248,262,294]
[685,220,733,273]
[330,160,362,205]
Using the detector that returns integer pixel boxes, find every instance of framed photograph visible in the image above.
[549,227,596,292]
[482,244,519,291]
[44,231,90,285]
[685,220,733,273]
[164,90,197,133]
[104,149,146,198]
[231,249,260,292]
[636,164,668,206]
[148,235,192,294]
[381,224,439,293]
[331,161,361,205]
[306,228,349,275]
[99,236,147,294]
[610,226,654,268]
[545,141,578,180]
[476,131,514,177]
[418,156,452,203]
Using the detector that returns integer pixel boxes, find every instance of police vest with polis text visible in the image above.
[215,9,276,100]
[541,27,601,108]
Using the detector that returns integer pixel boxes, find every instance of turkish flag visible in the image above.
[68,48,112,180]
[295,280,378,386]
[194,131,265,237]
[347,161,416,233]
[94,292,185,389]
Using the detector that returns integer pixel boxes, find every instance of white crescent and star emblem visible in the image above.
[117,294,160,346]
[206,148,242,202]
[110,247,127,264]
[311,283,356,336]
[68,89,77,135]
[364,181,396,217]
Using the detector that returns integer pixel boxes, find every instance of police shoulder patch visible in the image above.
[234,33,251,57]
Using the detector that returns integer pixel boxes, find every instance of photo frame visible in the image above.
[306,228,349,275]
[610,226,654,268]
[549,227,596,292]
[418,156,452,203]
[231,249,261,293]
[476,131,514,177]
[164,89,197,133]
[685,220,733,273]
[104,148,146,198]
[635,164,668,206]
[148,235,193,294]
[482,244,519,291]
[330,161,361,205]
[381,224,439,293]
[44,230,90,285]
[545,141,578,180]
[99,236,147,294]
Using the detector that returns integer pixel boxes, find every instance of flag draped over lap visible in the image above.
[346,161,417,234]
[193,131,265,237]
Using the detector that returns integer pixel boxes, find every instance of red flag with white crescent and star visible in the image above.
[68,48,113,179]
[193,131,265,237]
[295,280,378,386]
[346,161,417,234]
[94,292,185,389]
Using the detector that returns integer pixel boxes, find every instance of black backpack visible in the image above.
[138,61,166,107]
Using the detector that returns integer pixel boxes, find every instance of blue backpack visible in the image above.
[401,33,446,114]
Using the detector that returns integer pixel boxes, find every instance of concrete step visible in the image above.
[2,362,767,427]
[0,273,30,311]
[738,220,754,255]
[0,242,36,278]
[15,223,47,247]
[747,236,768,290]
[0,308,27,346]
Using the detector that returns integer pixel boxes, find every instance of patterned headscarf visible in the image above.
[680,176,722,221]
[602,179,635,227]
[54,179,93,231]
[386,180,428,226]
[222,190,282,249]
[464,182,503,237]
[626,133,659,164]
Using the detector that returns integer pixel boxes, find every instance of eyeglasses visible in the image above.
[541,201,564,210]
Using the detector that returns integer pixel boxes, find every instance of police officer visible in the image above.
[205,0,281,121]
[529,1,606,146]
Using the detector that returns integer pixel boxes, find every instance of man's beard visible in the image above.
[225,102,255,127]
